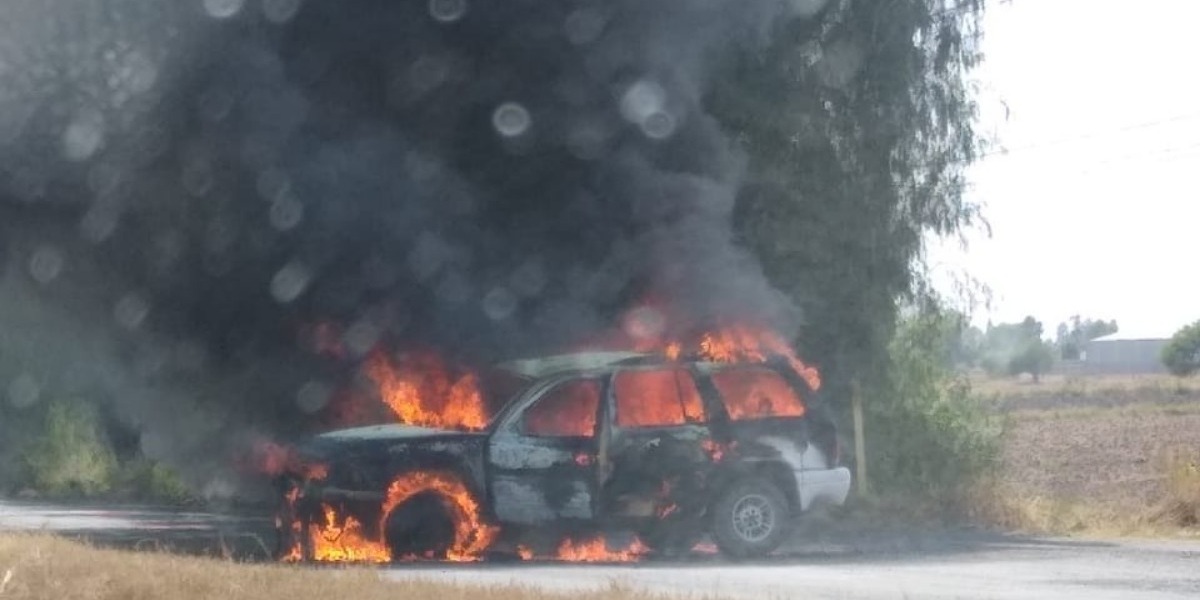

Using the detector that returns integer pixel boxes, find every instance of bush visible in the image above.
[21,400,118,496]
[118,459,195,505]
[864,310,1005,505]
[1162,321,1200,377]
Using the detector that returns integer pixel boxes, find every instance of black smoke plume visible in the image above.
[0,0,828,497]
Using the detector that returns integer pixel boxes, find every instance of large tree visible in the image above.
[711,0,987,394]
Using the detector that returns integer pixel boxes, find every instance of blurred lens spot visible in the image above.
[271,261,312,303]
[622,306,666,342]
[429,0,467,23]
[121,50,159,95]
[61,110,106,162]
[564,8,607,45]
[789,0,829,18]
[492,102,531,138]
[269,195,305,231]
[641,111,677,139]
[261,0,303,23]
[620,80,666,126]
[482,287,518,321]
[204,0,246,19]
[114,293,151,330]
[7,374,40,409]
[296,381,332,414]
[344,320,383,357]
[28,246,65,284]
[80,205,120,243]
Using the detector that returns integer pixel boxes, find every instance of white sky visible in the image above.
[927,0,1200,338]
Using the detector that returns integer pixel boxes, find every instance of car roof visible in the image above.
[493,350,787,379]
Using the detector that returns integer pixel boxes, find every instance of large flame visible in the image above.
[697,325,821,391]
[365,351,489,431]
[310,505,392,563]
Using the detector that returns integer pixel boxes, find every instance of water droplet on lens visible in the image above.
[7,374,40,409]
[564,8,607,45]
[492,102,531,138]
[620,80,666,125]
[269,195,304,231]
[28,246,64,284]
[204,0,246,19]
[61,111,106,162]
[80,205,120,243]
[114,293,151,330]
[429,0,467,22]
[344,320,382,357]
[296,381,332,414]
[270,261,311,303]
[262,0,303,23]
[641,111,677,139]
[482,287,518,321]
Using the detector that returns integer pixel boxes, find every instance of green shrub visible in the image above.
[118,459,194,505]
[865,310,1005,503]
[1162,320,1200,377]
[22,400,117,496]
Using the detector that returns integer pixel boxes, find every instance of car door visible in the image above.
[599,366,712,518]
[486,375,605,525]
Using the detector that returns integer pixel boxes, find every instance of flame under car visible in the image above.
[275,351,851,561]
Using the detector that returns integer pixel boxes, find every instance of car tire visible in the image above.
[710,477,790,559]
[384,491,456,560]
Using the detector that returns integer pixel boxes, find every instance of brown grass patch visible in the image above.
[0,534,690,600]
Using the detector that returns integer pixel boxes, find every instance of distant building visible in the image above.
[1083,331,1170,375]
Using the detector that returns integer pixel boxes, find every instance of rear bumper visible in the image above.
[795,467,851,511]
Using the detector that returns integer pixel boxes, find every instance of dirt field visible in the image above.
[989,376,1200,532]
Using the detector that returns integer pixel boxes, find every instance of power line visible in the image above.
[978,110,1200,161]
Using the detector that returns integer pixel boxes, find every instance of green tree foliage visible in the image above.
[1162,321,1200,377]
[866,309,1004,498]
[710,0,987,395]
[21,400,117,496]
[1055,316,1118,360]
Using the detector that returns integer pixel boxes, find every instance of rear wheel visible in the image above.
[710,477,790,559]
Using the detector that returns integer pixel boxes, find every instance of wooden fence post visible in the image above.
[851,379,869,497]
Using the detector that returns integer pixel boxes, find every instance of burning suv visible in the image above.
[275,351,851,561]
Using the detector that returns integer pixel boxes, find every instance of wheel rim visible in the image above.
[730,493,774,543]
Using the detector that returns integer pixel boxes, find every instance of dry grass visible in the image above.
[972,372,1200,400]
[0,534,687,600]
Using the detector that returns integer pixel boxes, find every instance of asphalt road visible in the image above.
[2,501,1198,599]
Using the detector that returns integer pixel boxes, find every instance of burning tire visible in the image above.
[709,477,790,559]
[384,491,457,560]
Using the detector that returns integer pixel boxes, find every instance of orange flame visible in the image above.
[516,545,535,561]
[251,441,329,480]
[698,326,821,391]
[365,351,489,431]
[555,535,648,562]
[310,505,392,563]
[380,471,499,562]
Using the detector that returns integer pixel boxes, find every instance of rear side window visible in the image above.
[614,369,706,428]
[710,368,806,420]
[522,379,600,437]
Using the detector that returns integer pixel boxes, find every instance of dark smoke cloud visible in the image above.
[0,0,828,496]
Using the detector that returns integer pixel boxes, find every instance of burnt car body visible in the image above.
[280,351,851,559]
